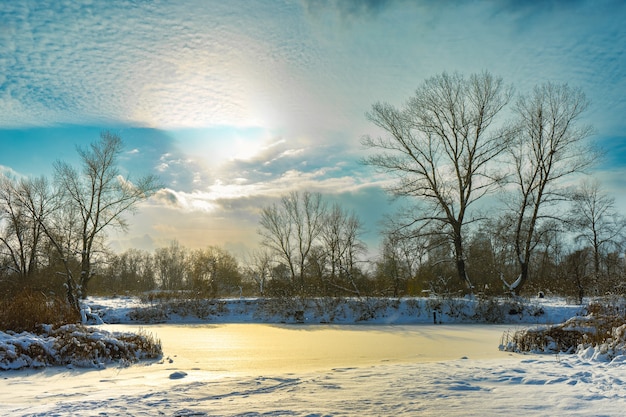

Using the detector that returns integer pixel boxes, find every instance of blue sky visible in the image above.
[1,0,625,256]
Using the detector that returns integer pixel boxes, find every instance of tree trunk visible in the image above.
[79,253,91,299]
[453,232,473,290]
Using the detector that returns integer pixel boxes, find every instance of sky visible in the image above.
[1,0,625,257]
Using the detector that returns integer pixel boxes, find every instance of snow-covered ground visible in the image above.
[2,296,626,416]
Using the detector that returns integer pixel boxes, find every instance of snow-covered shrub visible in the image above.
[313,297,345,322]
[0,325,162,370]
[425,297,443,315]
[501,302,626,355]
[351,297,395,322]
[168,299,227,319]
[404,298,422,316]
[474,296,507,323]
[578,324,626,362]
[442,298,470,320]
[128,306,169,323]
[254,296,308,322]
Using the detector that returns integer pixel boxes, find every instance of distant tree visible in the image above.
[188,246,241,296]
[568,179,626,293]
[504,83,595,295]
[319,203,366,295]
[466,231,499,294]
[258,191,326,291]
[154,241,187,291]
[51,132,160,302]
[375,228,427,296]
[243,248,274,296]
[362,71,512,290]
[101,248,156,294]
[561,248,593,304]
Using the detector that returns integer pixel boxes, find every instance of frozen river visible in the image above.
[126,323,514,375]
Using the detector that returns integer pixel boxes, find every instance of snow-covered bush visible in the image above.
[129,306,169,323]
[500,302,626,355]
[0,324,162,370]
[254,296,309,322]
[474,296,507,323]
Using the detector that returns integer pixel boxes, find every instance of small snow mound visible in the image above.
[169,371,188,379]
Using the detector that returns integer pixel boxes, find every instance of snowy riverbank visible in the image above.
[85,295,587,326]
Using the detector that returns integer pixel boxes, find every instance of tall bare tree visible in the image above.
[14,174,82,308]
[505,83,595,295]
[362,71,512,289]
[52,132,160,301]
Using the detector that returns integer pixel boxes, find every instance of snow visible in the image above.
[2,296,626,416]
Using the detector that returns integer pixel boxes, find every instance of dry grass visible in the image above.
[0,289,80,333]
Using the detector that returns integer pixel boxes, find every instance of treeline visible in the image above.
[64,205,626,302]
[63,187,626,302]
[1,184,625,302]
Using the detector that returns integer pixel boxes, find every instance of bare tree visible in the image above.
[103,248,156,293]
[154,241,188,291]
[16,174,83,309]
[0,175,48,279]
[258,191,326,291]
[188,246,241,296]
[375,226,429,296]
[362,71,512,289]
[569,179,626,293]
[319,203,366,295]
[244,248,274,296]
[51,132,160,301]
[505,83,595,295]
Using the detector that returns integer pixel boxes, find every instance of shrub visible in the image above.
[474,296,507,323]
